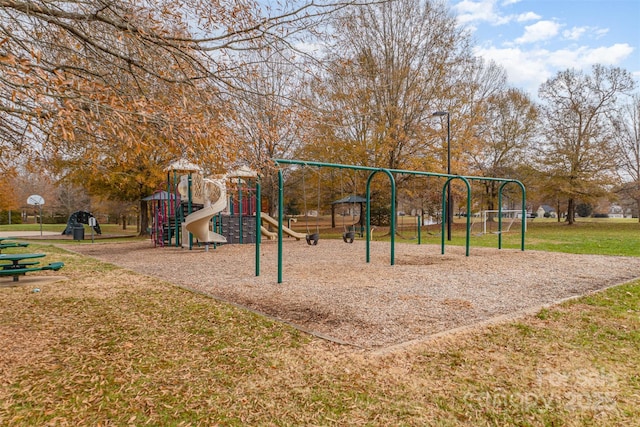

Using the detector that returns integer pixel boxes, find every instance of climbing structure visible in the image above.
[61,211,101,235]
[153,160,261,249]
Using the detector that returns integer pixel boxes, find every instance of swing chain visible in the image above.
[340,169,356,244]
[302,166,321,246]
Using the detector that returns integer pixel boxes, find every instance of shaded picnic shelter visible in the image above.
[330,195,366,229]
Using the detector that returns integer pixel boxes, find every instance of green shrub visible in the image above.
[370,204,391,226]
[0,210,22,224]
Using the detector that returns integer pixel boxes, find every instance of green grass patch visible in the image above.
[368,218,640,257]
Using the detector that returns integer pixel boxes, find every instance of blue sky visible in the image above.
[451,0,640,96]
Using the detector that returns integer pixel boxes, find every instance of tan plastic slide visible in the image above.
[260,212,306,240]
[260,226,277,240]
[184,181,227,244]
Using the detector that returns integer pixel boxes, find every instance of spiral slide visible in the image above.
[184,180,227,245]
[260,213,306,240]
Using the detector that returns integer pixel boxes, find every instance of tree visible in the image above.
[536,65,635,224]
[226,49,310,215]
[0,1,210,170]
[468,88,538,210]
[307,0,472,172]
[575,202,594,218]
[0,173,18,214]
[0,0,358,150]
[55,183,92,218]
[613,93,640,222]
[296,0,479,224]
[444,58,509,176]
[1,0,359,232]
[431,57,513,214]
[302,1,519,221]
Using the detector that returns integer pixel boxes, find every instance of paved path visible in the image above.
[0,231,61,238]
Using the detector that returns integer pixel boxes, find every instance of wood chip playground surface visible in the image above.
[67,239,640,350]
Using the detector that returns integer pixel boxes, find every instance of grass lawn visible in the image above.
[1,220,639,425]
[371,217,640,257]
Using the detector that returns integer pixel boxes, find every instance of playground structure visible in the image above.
[259,212,305,240]
[273,159,526,283]
[150,161,263,251]
[180,175,227,247]
[148,158,526,284]
[61,211,102,236]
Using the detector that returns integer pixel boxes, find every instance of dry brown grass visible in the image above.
[1,242,639,425]
[65,239,640,350]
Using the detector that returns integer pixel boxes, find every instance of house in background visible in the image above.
[608,204,625,218]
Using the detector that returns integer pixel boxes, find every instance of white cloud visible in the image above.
[582,43,635,65]
[516,12,540,22]
[594,28,610,39]
[563,26,588,41]
[563,26,610,41]
[543,44,634,69]
[455,0,502,25]
[475,46,551,93]
[515,20,561,44]
[459,0,639,95]
[455,0,541,29]
[476,43,635,95]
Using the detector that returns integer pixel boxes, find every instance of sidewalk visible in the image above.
[0,231,61,238]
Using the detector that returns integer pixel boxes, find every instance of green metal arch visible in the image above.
[365,169,397,265]
[440,176,472,256]
[498,180,527,251]
[272,159,527,284]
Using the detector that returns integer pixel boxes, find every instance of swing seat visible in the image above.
[342,231,355,243]
[306,233,319,246]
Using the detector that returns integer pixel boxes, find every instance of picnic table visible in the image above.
[0,253,63,282]
[1,253,46,268]
[0,242,29,253]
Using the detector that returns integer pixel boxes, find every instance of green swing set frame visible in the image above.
[261,159,526,283]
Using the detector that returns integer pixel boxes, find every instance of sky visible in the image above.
[450,0,640,97]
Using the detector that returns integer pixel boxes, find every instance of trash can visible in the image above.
[73,224,85,241]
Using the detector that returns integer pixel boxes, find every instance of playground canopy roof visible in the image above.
[142,191,176,201]
[331,195,367,205]
[164,158,202,172]
[227,164,258,178]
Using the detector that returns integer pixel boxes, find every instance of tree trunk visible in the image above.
[331,204,335,228]
[266,178,279,218]
[139,199,150,236]
[484,184,494,210]
[566,198,575,224]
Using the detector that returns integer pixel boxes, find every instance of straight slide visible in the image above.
[260,213,306,240]
[261,226,277,240]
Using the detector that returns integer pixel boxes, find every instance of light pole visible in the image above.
[432,111,452,241]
